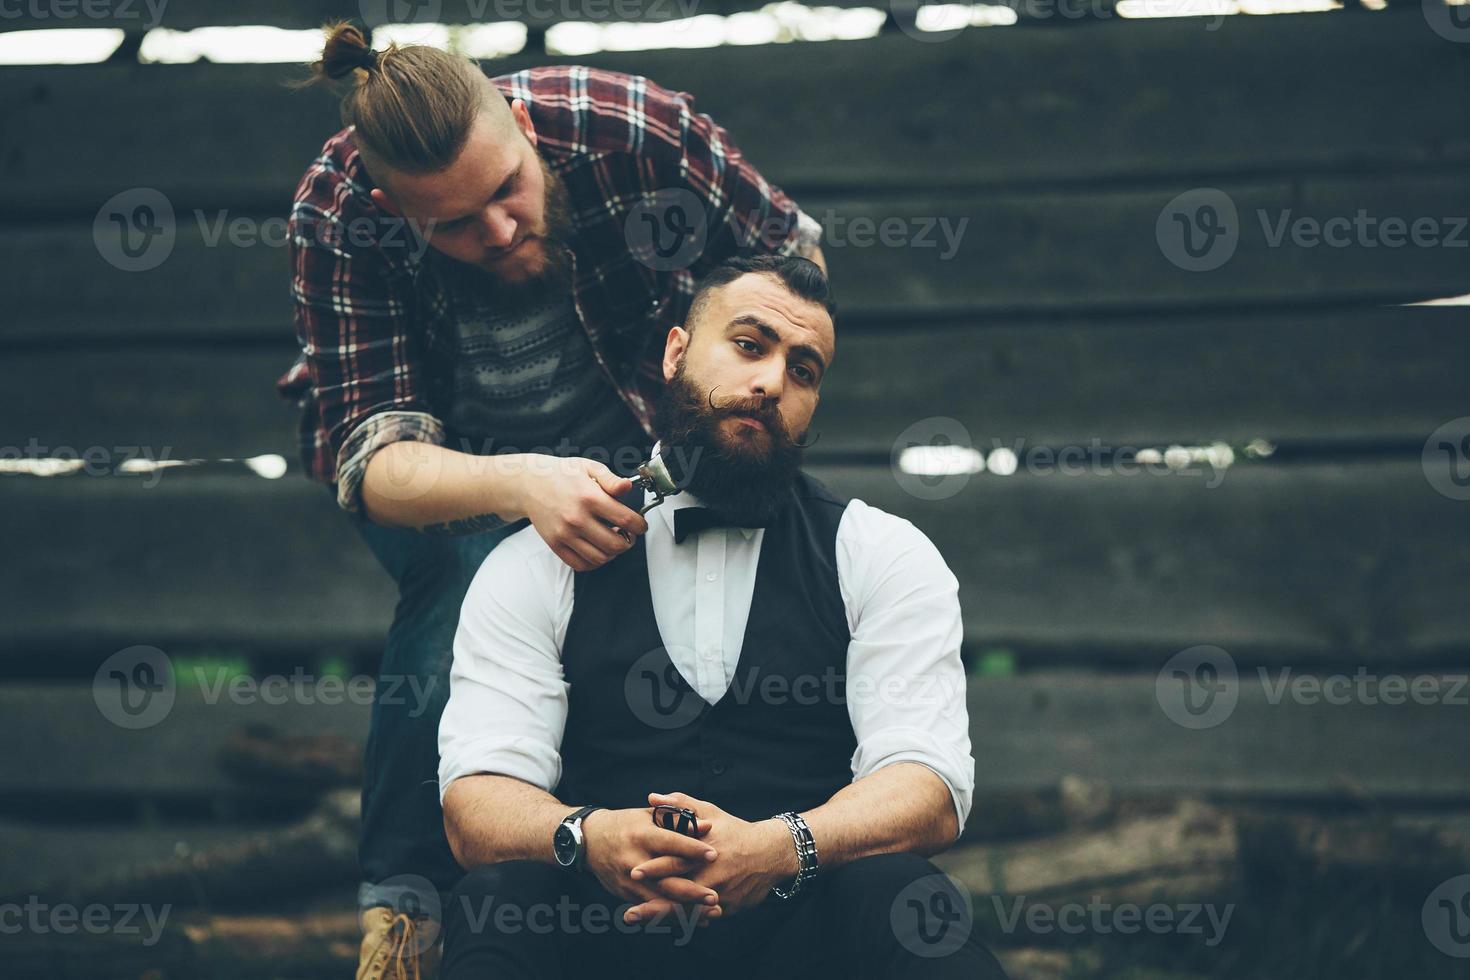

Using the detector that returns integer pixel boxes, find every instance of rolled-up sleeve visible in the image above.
[437,529,575,803]
[289,170,444,511]
[837,500,975,838]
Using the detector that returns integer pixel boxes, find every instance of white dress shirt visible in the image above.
[438,462,976,835]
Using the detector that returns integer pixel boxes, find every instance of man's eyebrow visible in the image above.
[441,164,521,223]
[730,314,828,375]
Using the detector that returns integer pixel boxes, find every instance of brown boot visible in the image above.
[357,906,442,980]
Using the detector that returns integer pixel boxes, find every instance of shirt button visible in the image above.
[702,648,717,661]
[705,572,717,582]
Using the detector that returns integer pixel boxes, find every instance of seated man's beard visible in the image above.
[651,360,805,525]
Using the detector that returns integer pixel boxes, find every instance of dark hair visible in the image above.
[296,21,489,176]
[686,254,836,330]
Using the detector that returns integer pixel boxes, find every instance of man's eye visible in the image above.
[735,338,759,353]
[792,365,815,383]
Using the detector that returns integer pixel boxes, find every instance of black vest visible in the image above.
[556,471,857,821]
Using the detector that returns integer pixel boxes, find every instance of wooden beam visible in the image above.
[2,458,1467,662]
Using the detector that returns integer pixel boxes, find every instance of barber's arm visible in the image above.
[438,535,724,921]
[628,502,973,917]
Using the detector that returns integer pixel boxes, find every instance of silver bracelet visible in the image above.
[770,811,818,900]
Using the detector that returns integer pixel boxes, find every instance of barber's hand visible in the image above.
[627,792,798,920]
[518,456,649,571]
[580,807,723,927]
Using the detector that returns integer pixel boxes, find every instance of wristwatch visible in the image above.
[553,805,604,872]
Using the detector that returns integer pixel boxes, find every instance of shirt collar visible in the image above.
[647,440,757,541]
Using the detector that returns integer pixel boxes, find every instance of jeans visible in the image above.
[351,511,529,915]
[441,852,1009,979]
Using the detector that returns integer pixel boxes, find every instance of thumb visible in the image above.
[585,460,632,497]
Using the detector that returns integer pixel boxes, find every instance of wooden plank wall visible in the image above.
[3,9,1469,827]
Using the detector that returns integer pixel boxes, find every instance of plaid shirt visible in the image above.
[277,66,821,510]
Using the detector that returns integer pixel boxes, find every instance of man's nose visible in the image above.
[748,358,785,402]
[479,207,517,249]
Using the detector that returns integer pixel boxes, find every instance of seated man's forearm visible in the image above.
[361,442,529,533]
[442,773,569,868]
[801,762,959,869]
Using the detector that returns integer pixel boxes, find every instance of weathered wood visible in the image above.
[3,668,1468,805]
[7,306,1468,459]
[938,801,1242,912]
[6,457,1468,662]
[10,172,1470,344]
[5,14,1467,210]
[7,791,360,908]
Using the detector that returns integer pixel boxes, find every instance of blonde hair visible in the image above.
[301,21,497,176]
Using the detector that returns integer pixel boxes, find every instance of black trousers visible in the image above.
[441,852,1008,980]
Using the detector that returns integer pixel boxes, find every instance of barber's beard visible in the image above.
[475,154,575,302]
[652,360,805,524]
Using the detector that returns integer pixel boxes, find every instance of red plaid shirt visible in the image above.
[277,66,819,508]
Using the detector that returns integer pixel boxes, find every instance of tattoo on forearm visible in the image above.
[419,513,510,537]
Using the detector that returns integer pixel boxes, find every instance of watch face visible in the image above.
[553,823,577,866]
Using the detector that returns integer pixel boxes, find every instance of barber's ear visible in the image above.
[511,99,537,147]
[370,188,403,218]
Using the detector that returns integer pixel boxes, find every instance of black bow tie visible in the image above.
[673,506,775,544]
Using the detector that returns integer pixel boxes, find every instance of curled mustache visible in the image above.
[705,385,820,449]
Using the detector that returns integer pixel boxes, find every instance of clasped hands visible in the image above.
[580,791,799,927]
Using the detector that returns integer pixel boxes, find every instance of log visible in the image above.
[9,791,360,910]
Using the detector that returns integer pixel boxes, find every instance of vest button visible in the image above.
[711,760,727,775]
